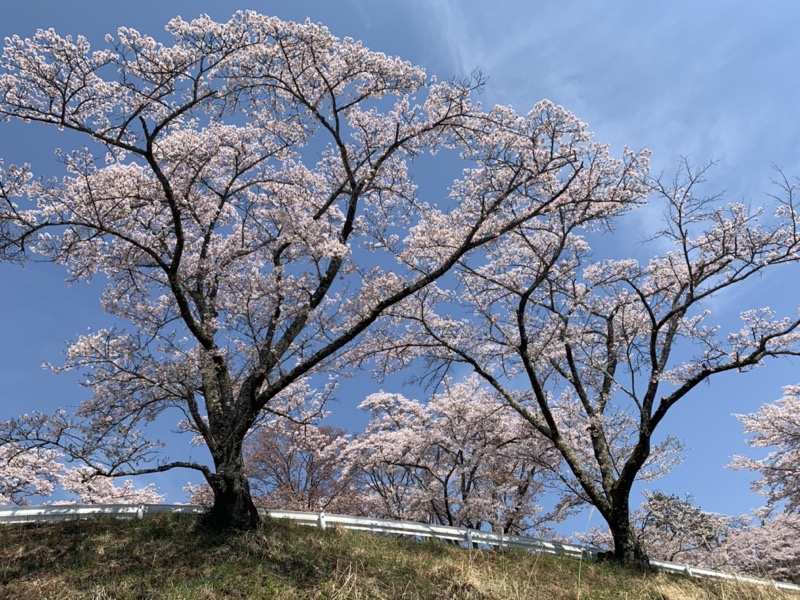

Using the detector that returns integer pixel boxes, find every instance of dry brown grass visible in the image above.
[0,514,795,599]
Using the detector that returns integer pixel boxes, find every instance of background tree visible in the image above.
[714,511,800,583]
[245,419,358,513]
[56,467,166,505]
[0,444,164,505]
[719,385,800,582]
[731,384,800,513]
[634,492,740,565]
[0,443,64,505]
[389,162,800,565]
[345,374,570,535]
[0,11,649,530]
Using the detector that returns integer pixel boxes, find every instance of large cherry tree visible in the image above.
[0,12,649,529]
[389,163,800,564]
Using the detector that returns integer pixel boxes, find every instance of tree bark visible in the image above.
[202,445,260,530]
[605,495,652,570]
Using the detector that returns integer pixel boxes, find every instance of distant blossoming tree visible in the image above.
[0,443,63,505]
[715,512,800,583]
[386,162,800,565]
[344,375,570,535]
[731,385,800,513]
[57,467,166,505]
[0,11,650,530]
[245,419,359,513]
[722,385,800,582]
[0,444,164,505]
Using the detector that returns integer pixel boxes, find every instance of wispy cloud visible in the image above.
[404,0,800,201]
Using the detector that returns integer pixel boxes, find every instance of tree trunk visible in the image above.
[202,445,261,530]
[605,500,652,570]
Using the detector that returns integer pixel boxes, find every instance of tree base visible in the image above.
[596,550,654,572]
[199,502,261,531]
[199,484,261,531]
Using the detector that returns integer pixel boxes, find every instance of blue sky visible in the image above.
[1,1,799,521]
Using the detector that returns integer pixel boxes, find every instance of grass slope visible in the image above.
[0,514,794,599]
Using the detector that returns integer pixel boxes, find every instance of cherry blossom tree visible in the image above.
[581,490,800,581]
[731,385,800,513]
[635,492,742,565]
[344,375,570,535]
[182,482,214,508]
[56,467,166,505]
[0,443,64,505]
[390,162,800,565]
[0,12,649,530]
[0,444,164,505]
[714,512,800,583]
[721,386,800,582]
[245,419,359,513]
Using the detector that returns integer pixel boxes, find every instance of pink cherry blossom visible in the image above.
[0,11,649,530]
[384,160,800,564]
[0,443,63,505]
[344,375,571,535]
[0,443,164,506]
[56,466,165,505]
[731,385,800,513]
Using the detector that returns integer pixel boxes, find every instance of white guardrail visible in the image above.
[1,504,798,593]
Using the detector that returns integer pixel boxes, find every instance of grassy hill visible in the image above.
[0,514,794,599]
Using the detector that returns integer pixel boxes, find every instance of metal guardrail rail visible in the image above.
[1,504,798,593]
[0,503,204,523]
[268,508,596,560]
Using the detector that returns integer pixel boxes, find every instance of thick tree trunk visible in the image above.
[202,445,260,530]
[605,500,652,570]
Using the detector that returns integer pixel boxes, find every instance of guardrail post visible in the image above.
[317,511,326,530]
[466,529,474,548]
[137,504,145,520]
